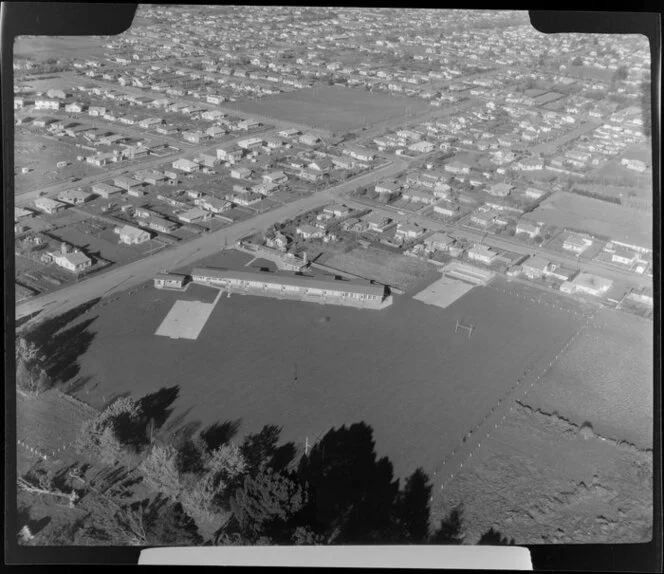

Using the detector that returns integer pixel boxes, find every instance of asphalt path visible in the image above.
[16,158,407,321]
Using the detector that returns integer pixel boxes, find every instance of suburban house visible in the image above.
[610,246,640,266]
[172,158,200,173]
[424,232,456,252]
[114,176,142,191]
[403,188,436,204]
[296,224,326,239]
[34,197,67,214]
[522,255,550,279]
[237,118,261,130]
[486,182,514,197]
[470,210,498,227]
[182,131,212,144]
[57,189,94,205]
[467,244,499,264]
[197,196,232,214]
[433,201,460,217]
[231,167,252,179]
[114,224,152,244]
[444,160,471,175]
[49,250,92,273]
[364,213,394,233]
[206,126,226,138]
[408,141,435,154]
[562,232,593,254]
[262,171,287,184]
[265,231,290,251]
[237,137,264,150]
[515,220,541,238]
[299,168,323,182]
[153,273,189,290]
[177,207,211,223]
[374,181,402,196]
[145,216,180,234]
[300,133,321,146]
[323,204,352,218]
[561,272,613,297]
[196,153,219,168]
[343,146,375,162]
[92,182,124,198]
[544,263,579,282]
[217,148,244,163]
[395,222,425,240]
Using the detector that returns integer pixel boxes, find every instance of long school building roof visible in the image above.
[190,267,385,298]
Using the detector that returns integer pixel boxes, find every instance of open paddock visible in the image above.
[234,85,431,134]
[523,308,653,448]
[529,192,652,251]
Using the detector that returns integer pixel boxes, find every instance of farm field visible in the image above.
[432,400,652,544]
[234,85,431,134]
[321,246,439,293]
[529,191,652,250]
[523,308,653,449]
[58,273,586,480]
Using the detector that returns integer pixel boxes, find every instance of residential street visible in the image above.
[15,158,408,322]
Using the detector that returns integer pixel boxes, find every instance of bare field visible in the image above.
[523,309,653,448]
[433,401,652,544]
[234,85,431,134]
[413,274,475,309]
[323,247,439,292]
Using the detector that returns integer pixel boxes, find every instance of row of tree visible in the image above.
[68,389,515,546]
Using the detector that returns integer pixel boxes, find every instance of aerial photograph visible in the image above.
[13,5,654,549]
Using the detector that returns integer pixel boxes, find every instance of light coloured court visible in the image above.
[413,275,474,309]
[155,290,223,340]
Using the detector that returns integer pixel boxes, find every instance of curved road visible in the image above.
[16,157,408,322]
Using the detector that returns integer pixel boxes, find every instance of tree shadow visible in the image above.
[62,374,95,396]
[30,516,52,536]
[200,419,242,452]
[24,298,100,350]
[40,317,99,387]
[430,504,465,544]
[477,527,515,545]
[137,385,181,437]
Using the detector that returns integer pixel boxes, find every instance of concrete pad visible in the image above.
[413,276,474,309]
[155,299,216,340]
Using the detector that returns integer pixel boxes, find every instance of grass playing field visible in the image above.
[65,275,587,479]
[234,85,431,134]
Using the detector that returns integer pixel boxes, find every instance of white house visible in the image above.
[50,250,92,273]
[172,158,200,173]
[114,224,152,244]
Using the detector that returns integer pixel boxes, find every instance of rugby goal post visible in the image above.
[455,320,474,338]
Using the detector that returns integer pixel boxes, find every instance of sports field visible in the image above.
[234,85,431,134]
[67,275,587,479]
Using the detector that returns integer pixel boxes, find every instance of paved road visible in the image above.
[16,158,407,322]
[14,126,276,207]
